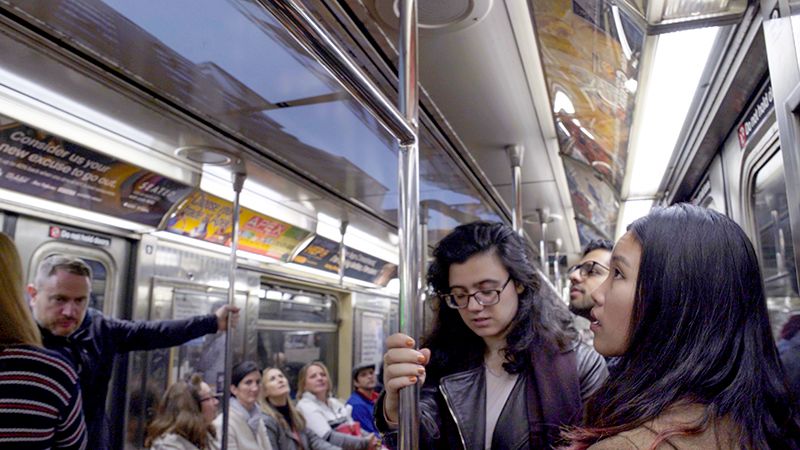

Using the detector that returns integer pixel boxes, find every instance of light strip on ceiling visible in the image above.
[0,187,154,232]
[618,26,719,238]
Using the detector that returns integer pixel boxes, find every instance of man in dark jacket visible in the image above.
[27,254,239,450]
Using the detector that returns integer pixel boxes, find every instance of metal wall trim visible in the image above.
[256,319,338,332]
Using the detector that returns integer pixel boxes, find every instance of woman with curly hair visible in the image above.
[378,221,607,449]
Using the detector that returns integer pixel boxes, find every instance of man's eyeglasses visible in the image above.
[439,276,513,309]
[568,261,609,279]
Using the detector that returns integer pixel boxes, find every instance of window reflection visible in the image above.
[752,149,800,338]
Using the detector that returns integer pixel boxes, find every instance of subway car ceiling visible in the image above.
[0,0,754,273]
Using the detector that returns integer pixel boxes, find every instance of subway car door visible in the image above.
[9,214,134,449]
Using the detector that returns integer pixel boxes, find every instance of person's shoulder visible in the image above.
[149,432,196,450]
[328,396,346,409]
[1,344,78,379]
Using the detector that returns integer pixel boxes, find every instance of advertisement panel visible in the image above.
[0,116,193,226]
[165,190,311,261]
[292,235,398,286]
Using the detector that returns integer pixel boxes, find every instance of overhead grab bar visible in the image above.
[255,0,417,146]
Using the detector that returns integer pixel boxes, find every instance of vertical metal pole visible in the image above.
[398,1,420,449]
[539,220,548,275]
[221,166,246,450]
[553,238,562,291]
[420,202,429,336]
[339,221,349,286]
[506,145,524,235]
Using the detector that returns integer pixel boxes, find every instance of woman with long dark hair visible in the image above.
[565,204,800,449]
[378,221,607,449]
[145,374,219,449]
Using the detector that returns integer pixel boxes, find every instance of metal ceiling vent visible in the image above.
[369,0,493,32]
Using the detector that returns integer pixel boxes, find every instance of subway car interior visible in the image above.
[0,0,799,448]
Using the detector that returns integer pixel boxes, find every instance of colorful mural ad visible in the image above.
[532,0,644,243]
[165,190,312,261]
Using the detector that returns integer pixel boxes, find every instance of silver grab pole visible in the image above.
[506,145,524,235]
[339,221,348,286]
[221,164,246,450]
[398,1,420,449]
[538,208,548,275]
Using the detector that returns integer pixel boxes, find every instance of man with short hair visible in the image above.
[568,239,613,320]
[28,254,239,450]
[346,362,379,434]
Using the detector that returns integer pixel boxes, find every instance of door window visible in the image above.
[751,149,800,337]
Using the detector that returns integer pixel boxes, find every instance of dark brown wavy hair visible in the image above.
[144,374,217,449]
[423,221,576,382]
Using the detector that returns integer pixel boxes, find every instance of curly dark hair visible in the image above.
[422,221,575,383]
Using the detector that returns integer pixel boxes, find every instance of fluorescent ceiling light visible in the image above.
[615,199,654,240]
[316,212,342,242]
[0,187,154,232]
[626,26,718,200]
[344,224,399,264]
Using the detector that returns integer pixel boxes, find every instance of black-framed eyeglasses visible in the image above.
[439,276,513,309]
[568,261,609,278]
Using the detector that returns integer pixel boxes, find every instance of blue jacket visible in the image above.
[40,308,219,450]
[346,390,378,434]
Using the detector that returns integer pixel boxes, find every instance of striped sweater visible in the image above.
[0,345,87,449]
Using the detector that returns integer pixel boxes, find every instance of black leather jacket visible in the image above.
[376,341,607,449]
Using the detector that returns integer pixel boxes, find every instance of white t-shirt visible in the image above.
[484,366,519,450]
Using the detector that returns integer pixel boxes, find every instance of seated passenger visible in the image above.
[295,362,375,449]
[564,204,800,449]
[0,232,87,450]
[379,221,607,449]
[214,361,272,450]
[145,374,219,450]
[261,367,367,450]
[345,362,379,434]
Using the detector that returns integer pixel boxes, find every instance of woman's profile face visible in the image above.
[264,368,290,400]
[197,382,218,424]
[304,364,329,398]
[590,232,641,357]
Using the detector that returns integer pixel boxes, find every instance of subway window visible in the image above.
[751,149,800,337]
[256,284,339,397]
